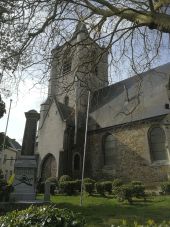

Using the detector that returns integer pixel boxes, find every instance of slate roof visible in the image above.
[9,139,21,151]
[89,63,170,129]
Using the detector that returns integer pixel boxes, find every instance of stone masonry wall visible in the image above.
[86,117,170,184]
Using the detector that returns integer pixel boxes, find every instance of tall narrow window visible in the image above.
[103,134,116,166]
[149,126,168,162]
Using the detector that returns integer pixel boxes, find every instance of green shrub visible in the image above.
[116,184,134,204]
[112,179,123,188]
[131,181,143,186]
[0,205,85,226]
[102,181,112,194]
[75,180,82,192]
[59,181,77,195]
[112,179,123,197]
[115,182,146,204]
[36,181,45,193]
[0,169,12,202]
[95,182,105,196]
[161,182,170,195]
[84,183,94,195]
[59,175,72,182]
[84,178,96,185]
[132,183,146,199]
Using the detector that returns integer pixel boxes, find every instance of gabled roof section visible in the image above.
[40,96,75,129]
[90,62,170,129]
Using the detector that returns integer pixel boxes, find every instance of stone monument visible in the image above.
[11,110,40,201]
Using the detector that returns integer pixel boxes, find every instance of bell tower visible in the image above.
[48,22,108,112]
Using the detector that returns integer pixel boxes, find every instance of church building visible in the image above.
[37,23,170,184]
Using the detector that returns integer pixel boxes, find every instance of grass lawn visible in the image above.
[37,194,170,227]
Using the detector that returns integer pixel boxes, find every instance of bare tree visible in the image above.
[0,0,170,92]
[0,95,5,118]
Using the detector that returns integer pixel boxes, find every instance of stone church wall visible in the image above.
[86,116,170,184]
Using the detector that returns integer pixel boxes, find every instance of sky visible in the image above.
[0,80,48,145]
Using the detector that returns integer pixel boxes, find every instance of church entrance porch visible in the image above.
[41,154,57,181]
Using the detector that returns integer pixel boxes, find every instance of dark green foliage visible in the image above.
[0,205,85,226]
[0,169,12,202]
[95,182,105,196]
[75,180,82,192]
[59,175,72,182]
[84,178,96,185]
[115,181,146,204]
[117,184,134,204]
[59,181,77,195]
[112,179,123,188]
[132,182,145,199]
[131,181,142,186]
[102,181,112,194]
[112,179,124,197]
[37,181,45,193]
[161,182,170,195]
[84,183,94,195]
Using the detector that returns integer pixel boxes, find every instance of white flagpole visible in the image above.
[74,77,78,145]
[80,91,90,206]
[1,99,12,168]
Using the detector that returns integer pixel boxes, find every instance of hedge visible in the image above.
[0,205,85,227]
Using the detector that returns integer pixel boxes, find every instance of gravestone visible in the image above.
[11,110,39,201]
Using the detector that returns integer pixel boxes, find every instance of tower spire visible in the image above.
[72,21,88,38]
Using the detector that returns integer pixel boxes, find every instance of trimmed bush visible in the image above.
[0,205,85,226]
[115,181,146,204]
[59,175,72,182]
[59,181,77,195]
[132,183,145,199]
[112,179,123,198]
[131,181,142,186]
[112,179,123,188]
[84,178,96,185]
[116,184,134,204]
[95,182,105,196]
[102,181,112,194]
[75,179,82,192]
[161,182,170,195]
[84,183,94,195]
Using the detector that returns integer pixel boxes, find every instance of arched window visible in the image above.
[149,126,168,162]
[103,134,116,166]
[73,153,80,171]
